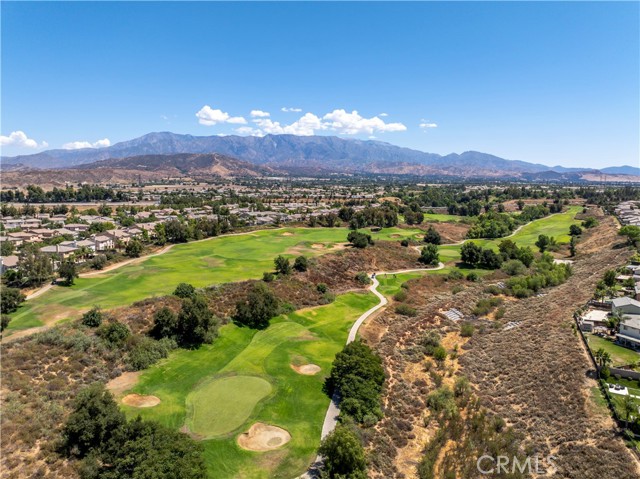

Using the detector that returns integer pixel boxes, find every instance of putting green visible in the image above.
[186,375,272,438]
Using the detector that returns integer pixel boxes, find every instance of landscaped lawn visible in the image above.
[586,333,640,368]
[7,226,422,332]
[120,292,379,479]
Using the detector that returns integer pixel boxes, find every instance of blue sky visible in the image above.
[1,1,638,168]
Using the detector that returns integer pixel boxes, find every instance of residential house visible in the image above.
[65,223,90,233]
[105,229,131,246]
[40,244,79,260]
[93,235,114,251]
[0,255,19,274]
[617,317,640,351]
[7,231,41,244]
[612,297,640,316]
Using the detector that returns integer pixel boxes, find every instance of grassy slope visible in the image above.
[123,292,379,479]
[8,226,422,331]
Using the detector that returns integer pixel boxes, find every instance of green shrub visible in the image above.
[293,256,308,272]
[466,272,479,282]
[317,283,328,293]
[460,323,474,337]
[501,259,526,276]
[173,283,196,299]
[97,321,130,346]
[447,269,464,280]
[355,272,372,285]
[395,304,417,317]
[423,331,441,356]
[262,272,275,282]
[82,307,104,328]
[393,289,408,302]
[127,337,176,371]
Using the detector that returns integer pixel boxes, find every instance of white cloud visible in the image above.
[252,112,326,136]
[196,105,247,126]
[230,109,408,137]
[323,109,406,135]
[234,126,263,136]
[379,112,388,117]
[419,121,438,129]
[62,138,111,150]
[250,110,270,118]
[281,107,302,112]
[0,130,47,149]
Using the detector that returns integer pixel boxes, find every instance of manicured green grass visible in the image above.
[8,226,422,332]
[586,334,640,368]
[121,292,379,479]
[423,213,466,223]
[438,206,582,263]
[186,375,273,438]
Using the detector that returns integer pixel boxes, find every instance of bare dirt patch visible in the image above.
[237,423,291,451]
[281,232,294,236]
[121,393,161,408]
[106,371,141,396]
[290,363,321,375]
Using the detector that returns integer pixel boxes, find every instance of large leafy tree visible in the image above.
[63,383,126,457]
[234,283,280,329]
[64,384,207,478]
[176,295,218,348]
[419,244,439,266]
[423,226,441,245]
[17,244,53,287]
[58,260,78,285]
[460,242,482,266]
[325,341,385,424]
[274,255,292,275]
[318,425,367,479]
[0,287,25,314]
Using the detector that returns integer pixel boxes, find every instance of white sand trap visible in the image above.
[282,232,294,236]
[237,423,291,451]
[122,393,161,408]
[291,363,321,375]
[311,243,325,249]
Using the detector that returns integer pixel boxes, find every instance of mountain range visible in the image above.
[2,131,638,180]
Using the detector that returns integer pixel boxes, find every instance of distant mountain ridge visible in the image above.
[2,131,638,178]
[0,153,276,188]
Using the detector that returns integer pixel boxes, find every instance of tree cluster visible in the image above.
[62,383,206,478]
[325,341,385,425]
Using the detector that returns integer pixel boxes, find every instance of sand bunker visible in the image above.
[291,363,321,375]
[237,423,291,451]
[282,232,294,236]
[106,371,141,395]
[311,243,325,249]
[121,393,161,408]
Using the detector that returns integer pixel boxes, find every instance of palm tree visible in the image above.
[622,394,636,430]
[594,348,612,378]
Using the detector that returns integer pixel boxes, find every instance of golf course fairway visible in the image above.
[7,226,423,332]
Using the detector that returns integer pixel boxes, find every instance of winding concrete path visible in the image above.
[301,262,444,478]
